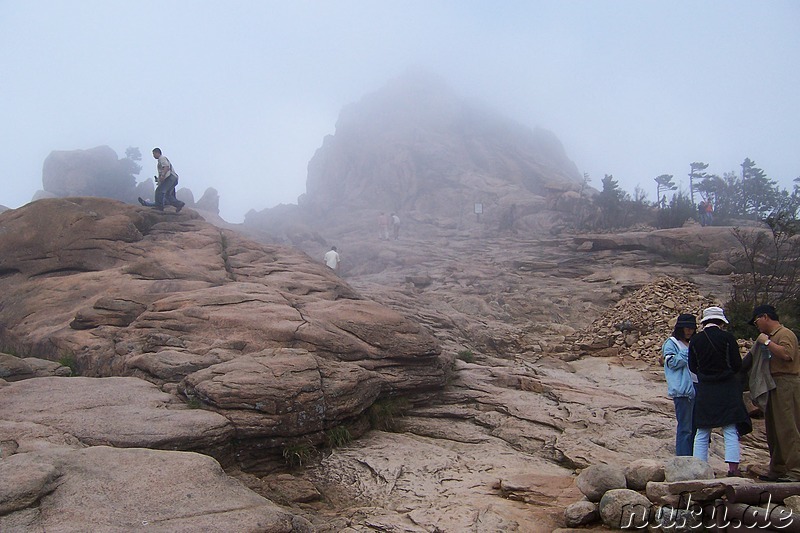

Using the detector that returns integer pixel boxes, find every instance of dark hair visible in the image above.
[672,326,694,341]
[152,147,162,154]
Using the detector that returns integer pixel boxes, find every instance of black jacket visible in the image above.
[689,326,741,381]
[688,325,749,430]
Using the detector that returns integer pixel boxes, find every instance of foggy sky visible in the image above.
[2,1,798,222]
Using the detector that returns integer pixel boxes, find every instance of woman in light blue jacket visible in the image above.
[663,314,698,456]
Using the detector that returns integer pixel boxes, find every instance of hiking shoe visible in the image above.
[137,197,147,206]
[176,201,185,213]
[758,473,780,482]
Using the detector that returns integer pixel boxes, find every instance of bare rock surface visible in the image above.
[273,221,770,531]
[0,446,312,532]
[0,376,233,456]
[0,196,775,531]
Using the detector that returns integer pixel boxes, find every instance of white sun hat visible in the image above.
[700,306,729,324]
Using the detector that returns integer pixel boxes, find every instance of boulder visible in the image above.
[196,187,220,214]
[598,488,652,529]
[575,464,627,502]
[785,495,800,514]
[564,499,599,527]
[705,259,736,275]
[625,458,665,490]
[664,456,715,482]
[42,146,138,203]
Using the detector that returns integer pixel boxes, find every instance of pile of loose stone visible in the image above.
[570,276,718,364]
[565,458,800,531]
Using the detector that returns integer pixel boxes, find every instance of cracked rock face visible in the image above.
[0,198,445,466]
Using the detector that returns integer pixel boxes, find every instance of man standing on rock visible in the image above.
[152,147,185,212]
[750,304,800,482]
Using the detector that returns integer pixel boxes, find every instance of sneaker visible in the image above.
[758,473,780,482]
[137,197,147,206]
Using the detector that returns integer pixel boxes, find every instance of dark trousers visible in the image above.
[155,175,183,209]
[674,396,695,456]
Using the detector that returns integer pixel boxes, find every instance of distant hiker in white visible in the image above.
[324,246,340,271]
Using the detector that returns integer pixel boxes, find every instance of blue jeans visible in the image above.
[674,396,695,456]
[155,175,183,209]
[694,424,739,463]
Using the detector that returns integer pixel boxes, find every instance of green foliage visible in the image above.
[125,146,142,162]
[58,354,79,376]
[688,162,709,205]
[593,174,631,229]
[456,349,475,363]
[368,397,410,432]
[727,210,800,337]
[0,345,20,357]
[654,174,676,206]
[656,190,695,229]
[282,442,316,468]
[186,397,202,409]
[325,425,352,448]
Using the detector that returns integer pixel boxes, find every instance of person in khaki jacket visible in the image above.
[750,304,800,482]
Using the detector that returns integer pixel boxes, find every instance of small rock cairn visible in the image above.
[571,276,718,363]
[564,458,800,531]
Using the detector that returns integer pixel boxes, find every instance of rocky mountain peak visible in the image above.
[299,71,583,227]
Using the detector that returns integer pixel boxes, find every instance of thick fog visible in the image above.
[1,1,798,222]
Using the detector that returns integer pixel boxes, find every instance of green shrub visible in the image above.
[185,397,202,409]
[456,349,475,363]
[325,425,352,448]
[368,397,410,432]
[58,355,79,376]
[282,443,316,468]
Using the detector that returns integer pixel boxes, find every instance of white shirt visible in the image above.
[324,249,340,269]
[157,155,178,181]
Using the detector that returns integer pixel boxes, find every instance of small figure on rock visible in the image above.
[323,246,340,272]
[151,147,185,213]
[698,200,707,226]
[390,212,400,240]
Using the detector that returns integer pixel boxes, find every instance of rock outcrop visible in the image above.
[0,198,445,470]
[0,446,312,532]
[41,145,140,204]
[245,70,589,239]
